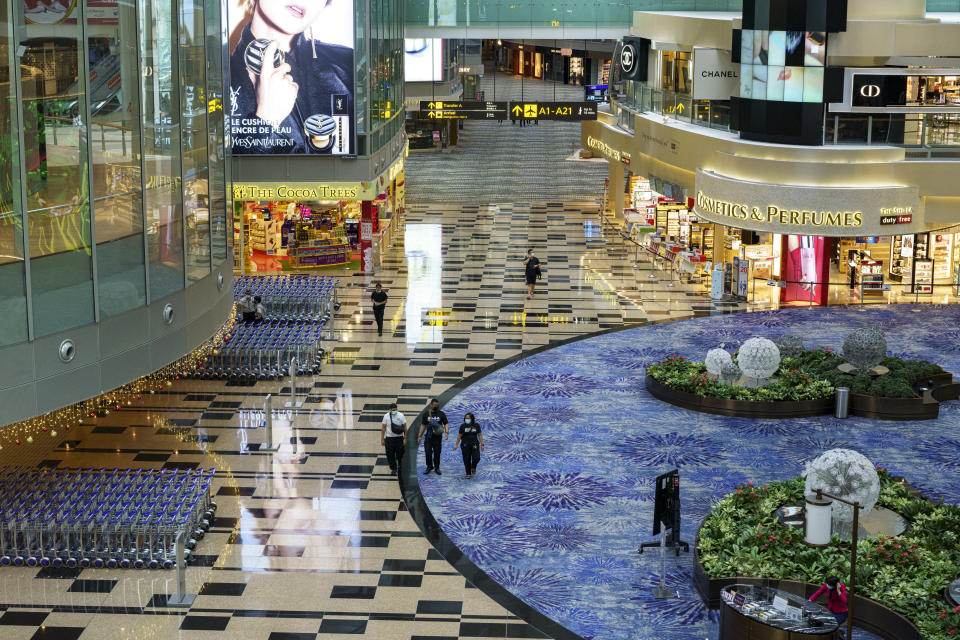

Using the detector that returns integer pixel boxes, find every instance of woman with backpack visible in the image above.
[381,403,407,476]
[417,399,448,475]
[453,412,484,479]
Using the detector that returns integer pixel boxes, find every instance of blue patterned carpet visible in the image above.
[417,305,960,640]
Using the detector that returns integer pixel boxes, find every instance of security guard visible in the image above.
[453,412,484,479]
[417,398,448,475]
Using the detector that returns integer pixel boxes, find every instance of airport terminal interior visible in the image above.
[3,1,960,639]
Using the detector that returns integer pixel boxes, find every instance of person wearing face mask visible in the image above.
[453,413,484,479]
[380,403,406,476]
[229,0,354,154]
[809,576,848,631]
[417,399,448,475]
[522,248,542,299]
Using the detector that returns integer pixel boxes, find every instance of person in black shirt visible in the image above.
[522,248,542,299]
[453,412,484,478]
[370,282,388,336]
[417,398,448,475]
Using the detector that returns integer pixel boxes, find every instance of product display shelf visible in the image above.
[858,259,884,296]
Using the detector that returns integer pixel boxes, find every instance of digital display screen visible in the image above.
[229,0,355,155]
[740,29,826,103]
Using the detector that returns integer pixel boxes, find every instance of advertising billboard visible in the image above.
[228,0,355,155]
[404,39,443,82]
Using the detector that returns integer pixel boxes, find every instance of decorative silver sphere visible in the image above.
[842,327,887,371]
[775,334,805,359]
[719,360,741,385]
[705,348,733,376]
[738,337,781,381]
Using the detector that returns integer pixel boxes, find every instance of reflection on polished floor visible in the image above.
[0,199,751,640]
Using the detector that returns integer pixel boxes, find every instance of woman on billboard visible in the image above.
[230,0,354,154]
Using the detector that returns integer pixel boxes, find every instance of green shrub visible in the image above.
[697,474,960,640]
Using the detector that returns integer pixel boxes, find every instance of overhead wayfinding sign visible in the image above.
[420,101,598,121]
[420,101,508,119]
[509,101,598,121]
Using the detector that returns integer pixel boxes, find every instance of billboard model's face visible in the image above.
[255,0,328,39]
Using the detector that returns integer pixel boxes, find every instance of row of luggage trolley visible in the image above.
[235,275,339,324]
[197,275,340,381]
[193,321,326,380]
[0,466,216,569]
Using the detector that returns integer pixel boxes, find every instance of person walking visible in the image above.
[808,576,848,632]
[522,248,541,299]
[380,402,406,476]
[370,282,388,337]
[417,398,448,475]
[253,296,266,322]
[453,412,484,478]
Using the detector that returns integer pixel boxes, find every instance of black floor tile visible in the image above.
[216,486,255,496]
[91,426,126,434]
[187,554,220,567]
[183,394,216,401]
[30,627,84,640]
[145,594,169,607]
[330,480,368,490]
[180,615,231,631]
[212,517,239,529]
[36,459,62,468]
[167,418,198,426]
[381,559,425,572]
[330,585,377,599]
[198,582,247,596]
[358,510,397,521]
[426,549,443,560]
[416,600,463,614]
[162,461,200,470]
[210,401,242,408]
[35,567,82,579]
[318,619,367,634]
[133,453,171,462]
[268,634,317,640]
[377,573,422,587]
[67,579,117,593]
[337,465,374,474]
[1,611,49,625]
[348,536,390,548]
[201,412,234,420]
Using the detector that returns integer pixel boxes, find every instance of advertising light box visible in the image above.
[405,39,443,82]
[228,0,355,155]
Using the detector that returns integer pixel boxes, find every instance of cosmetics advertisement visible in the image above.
[783,235,826,303]
[229,0,355,155]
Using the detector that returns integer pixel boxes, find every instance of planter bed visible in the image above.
[645,375,832,418]
[647,374,959,421]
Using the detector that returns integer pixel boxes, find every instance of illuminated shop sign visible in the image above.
[586,135,623,162]
[830,68,960,113]
[695,192,863,227]
[693,169,922,237]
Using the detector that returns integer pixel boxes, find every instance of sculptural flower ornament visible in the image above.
[842,326,888,371]
[737,337,781,381]
[705,348,733,377]
[803,448,881,525]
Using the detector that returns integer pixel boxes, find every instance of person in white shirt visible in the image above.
[381,403,407,475]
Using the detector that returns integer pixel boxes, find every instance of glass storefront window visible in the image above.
[206,0,228,263]
[0,0,27,344]
[92,0,147,317]
[19,0,95,336]
[180,0,211,282]
[141,0,185,298]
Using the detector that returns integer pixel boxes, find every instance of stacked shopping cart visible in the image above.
[196,321,326,380]
[194,275,340,380]
[235,275,339,323]
[0,466,216,569]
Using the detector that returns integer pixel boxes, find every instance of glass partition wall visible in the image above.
[0,0,231,342]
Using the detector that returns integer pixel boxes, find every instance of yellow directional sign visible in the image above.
[511,104,522,116]
[524,103,538,118]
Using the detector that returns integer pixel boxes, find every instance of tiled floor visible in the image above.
[0,201,752,640]
[0,72,760,640]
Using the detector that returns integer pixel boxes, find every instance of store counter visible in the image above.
[720,584,839,640]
